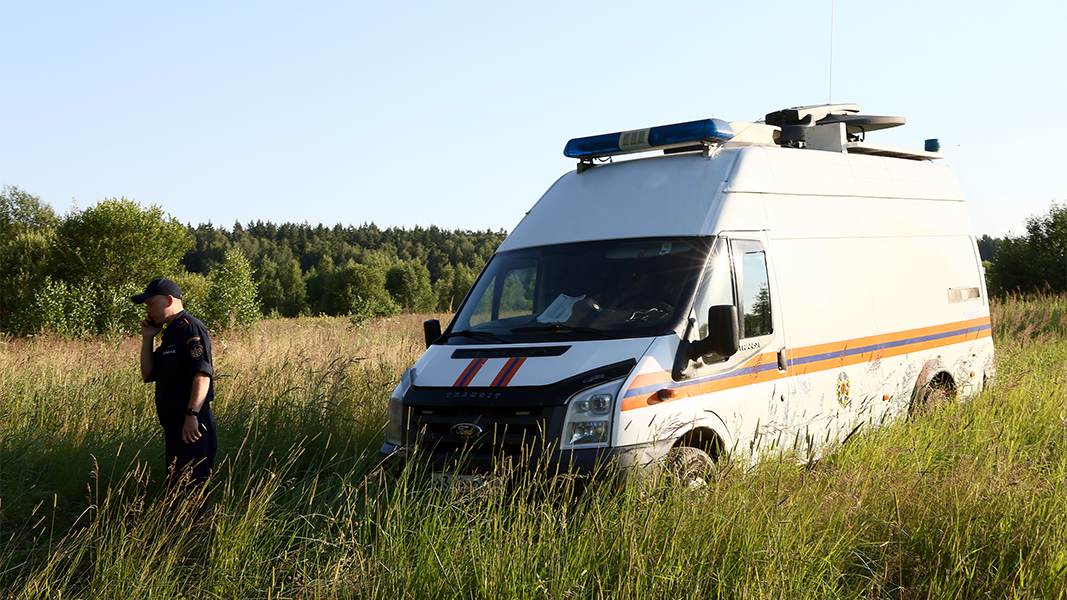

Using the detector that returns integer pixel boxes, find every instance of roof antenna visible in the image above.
[828,0,835,103]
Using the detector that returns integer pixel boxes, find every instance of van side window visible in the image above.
[733,241,773,338]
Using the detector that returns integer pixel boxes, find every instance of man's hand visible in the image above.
[182,415,202,444]
[139,319,161,381]
[183,374,211,443]
[141,317,162,338]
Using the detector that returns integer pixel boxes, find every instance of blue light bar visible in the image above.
[564,118,735,159]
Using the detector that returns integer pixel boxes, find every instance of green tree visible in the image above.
[173,270,210,322]
[305,255,335,314]
[22,276,96,337]
[434,261,481,312]
[204,249,261,329]
[257,257,285,315]
[256,254,308,318]
[42,198,190,335]
[1,185,58,239]
[976,234,1001,263]
[321,259,399,321]
[987,202,1067,296]
[50,198,189,288]
[0,187,61,333]
[385,260,436,312]
[0,230,54,333]
[276,258,309,317]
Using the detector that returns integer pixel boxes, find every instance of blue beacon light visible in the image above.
[563,118,735,159]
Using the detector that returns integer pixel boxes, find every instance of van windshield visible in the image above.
[445,237,709,343]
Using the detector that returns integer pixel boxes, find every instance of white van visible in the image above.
[380,103,995,480]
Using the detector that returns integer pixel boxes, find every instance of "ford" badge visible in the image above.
[450,423,483,442]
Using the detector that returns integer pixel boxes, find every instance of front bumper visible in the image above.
[378,440,671,479]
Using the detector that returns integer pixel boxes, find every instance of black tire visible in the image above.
[910,375,956,418]
[667,446,716,488]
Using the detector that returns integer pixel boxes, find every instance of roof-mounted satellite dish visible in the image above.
[816,113,906,134]
[765,104,905,147]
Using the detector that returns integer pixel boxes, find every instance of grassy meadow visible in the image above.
[1,296,1066,599]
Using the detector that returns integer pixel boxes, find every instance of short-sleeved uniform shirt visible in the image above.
[146,310,214,426]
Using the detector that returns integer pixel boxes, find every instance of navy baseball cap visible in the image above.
[132,278,183,303]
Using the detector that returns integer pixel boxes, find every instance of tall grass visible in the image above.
[2,298,1066,599]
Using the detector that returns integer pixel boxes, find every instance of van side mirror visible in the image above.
[423,319,442,348]
[686,305,739,360]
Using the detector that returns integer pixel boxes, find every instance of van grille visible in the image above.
[409,405,560,457]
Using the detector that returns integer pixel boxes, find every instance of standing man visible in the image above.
[133,278,217,489]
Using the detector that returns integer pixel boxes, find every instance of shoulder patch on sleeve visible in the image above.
[190,345,204,360]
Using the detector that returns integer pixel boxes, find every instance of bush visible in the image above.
[433,262,478,312]
[257,257,308,318]
[0,184,58,239]
[22,277,94,336]
[172,270,210,322]
[385,260,436,312]
[204,249,261,329]
[322,260,400,321]
[45,198,191,336]
[0,230,54,334]
[986,201,1066,296]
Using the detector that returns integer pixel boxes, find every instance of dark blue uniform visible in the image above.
[146,310,217,486]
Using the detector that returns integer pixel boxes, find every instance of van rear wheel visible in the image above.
[910,374,956,418]
[667,446,716,489]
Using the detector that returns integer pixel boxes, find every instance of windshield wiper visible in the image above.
[437,329,509,343]
[509,324,621,339]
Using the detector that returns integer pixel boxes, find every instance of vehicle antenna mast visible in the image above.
[829,0,836,104]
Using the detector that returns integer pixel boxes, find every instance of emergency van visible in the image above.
[380,103,996,482]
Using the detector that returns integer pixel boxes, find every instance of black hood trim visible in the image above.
[406,358,636,408]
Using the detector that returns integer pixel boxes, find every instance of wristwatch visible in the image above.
[186,408,200,417]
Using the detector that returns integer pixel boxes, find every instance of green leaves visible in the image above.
[49,198,190,291]
[204,249,261,330]
[2,187,506,335]
[2,196,193,335]
[0,184,58,239]
[986,202,1067,296]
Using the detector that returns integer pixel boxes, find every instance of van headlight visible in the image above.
[385,394,404,446]
[561,381,621,449]
[385,370,412,446]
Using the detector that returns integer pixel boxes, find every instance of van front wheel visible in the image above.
[667,446,716,489]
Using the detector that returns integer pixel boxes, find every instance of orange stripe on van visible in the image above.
[620,350,783,412]
[620,316,991,412]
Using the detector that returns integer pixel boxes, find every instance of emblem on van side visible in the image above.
[836,372,850,406]
[450,423,484,442]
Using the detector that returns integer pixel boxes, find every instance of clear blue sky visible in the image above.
[2,1,1065,238]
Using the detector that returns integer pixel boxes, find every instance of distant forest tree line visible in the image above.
[182,216,505,318]
[1,185,1063,337]
[1,185,505,336]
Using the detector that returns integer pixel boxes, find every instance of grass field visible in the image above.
[2,296,1066,599]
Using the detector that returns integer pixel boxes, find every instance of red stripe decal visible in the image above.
[491,357,527,387]
[453,358,487,387]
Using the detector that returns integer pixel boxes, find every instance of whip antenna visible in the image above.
[829,0,835,103]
